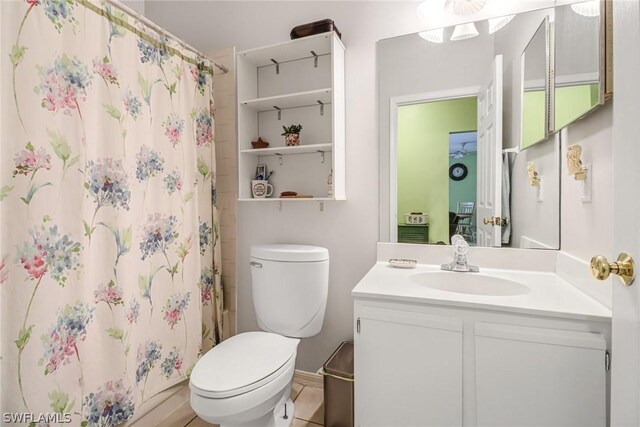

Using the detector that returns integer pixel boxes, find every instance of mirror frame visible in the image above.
[519,16,553,151]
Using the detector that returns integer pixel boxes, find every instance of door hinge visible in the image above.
[605,350,611,371]
[356,318,361,334]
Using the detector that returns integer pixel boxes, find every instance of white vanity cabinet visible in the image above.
[354,299,609,427]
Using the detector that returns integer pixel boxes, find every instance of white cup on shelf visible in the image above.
[251,180,273,198]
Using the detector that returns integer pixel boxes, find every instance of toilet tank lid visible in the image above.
[251,244,329,262]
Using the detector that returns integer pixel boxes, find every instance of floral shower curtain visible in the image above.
[1,0,223,424]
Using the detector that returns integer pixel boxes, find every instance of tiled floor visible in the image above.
[167,379,324,427]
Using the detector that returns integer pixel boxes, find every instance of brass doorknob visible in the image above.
[483,216,509,226]
[590,252,635,286]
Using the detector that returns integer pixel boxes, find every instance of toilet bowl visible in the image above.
[190,332,299,427]
[190,245,329,427]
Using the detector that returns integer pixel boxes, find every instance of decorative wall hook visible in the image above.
[567,144,587,181]
[527,162,540,187]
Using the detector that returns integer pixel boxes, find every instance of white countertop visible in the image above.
[352,262,612,322]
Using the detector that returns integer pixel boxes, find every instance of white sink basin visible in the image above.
[410,271,531,296]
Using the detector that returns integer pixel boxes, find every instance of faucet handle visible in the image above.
[451,234,465,245]
[451,235,469,256]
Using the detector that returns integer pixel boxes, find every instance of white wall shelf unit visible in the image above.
[237,31,345,202]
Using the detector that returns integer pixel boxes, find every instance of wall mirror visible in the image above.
[521,18,551,150]
[378,7,562,249]
[553,0,609,131]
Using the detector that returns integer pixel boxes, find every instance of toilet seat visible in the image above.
[190,331,299,399]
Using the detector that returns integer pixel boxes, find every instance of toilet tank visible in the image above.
[250,244,329,338]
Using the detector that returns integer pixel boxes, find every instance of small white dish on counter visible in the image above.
[388,258,417,269]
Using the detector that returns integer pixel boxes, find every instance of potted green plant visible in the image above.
[282,124,303,146]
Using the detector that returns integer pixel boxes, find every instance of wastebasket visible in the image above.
[322,341,354,427]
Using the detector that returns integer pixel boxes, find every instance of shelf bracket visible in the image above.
[319,201,324,212]
[270,58,280,75]
[273,106,281,120]
[311,50,318,68]
[317,100,324,116]
[317,150,325,164]
[275,153,283,165]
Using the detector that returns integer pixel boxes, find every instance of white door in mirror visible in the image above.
[476,55,503,247]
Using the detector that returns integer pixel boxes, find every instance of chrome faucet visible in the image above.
[441,235,479,273]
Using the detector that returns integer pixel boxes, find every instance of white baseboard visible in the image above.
[294,369,324,389]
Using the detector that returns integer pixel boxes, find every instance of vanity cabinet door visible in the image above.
[355,307,463,427]
[474,323,606,427]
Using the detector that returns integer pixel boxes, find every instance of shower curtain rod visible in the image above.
[102,0,229,74]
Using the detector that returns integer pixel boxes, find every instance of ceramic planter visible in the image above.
[285,133,300,146]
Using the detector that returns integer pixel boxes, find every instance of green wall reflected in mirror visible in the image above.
[522,89,546,149]
[522,84,599,149]
[555,83,600,130]
[397,97,476,244]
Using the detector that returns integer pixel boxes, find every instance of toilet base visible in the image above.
[220,398,295,427]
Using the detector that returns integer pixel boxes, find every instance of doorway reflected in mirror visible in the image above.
[449,130,478,245]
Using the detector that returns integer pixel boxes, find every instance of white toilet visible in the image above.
[190,244,329,427]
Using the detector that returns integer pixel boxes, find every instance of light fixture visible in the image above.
[419,28,444,43]
[445,0,487,16]
[488,14,515,34]
[571,1,600,17]
[450,22,479,41]
[417,0,446,23]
